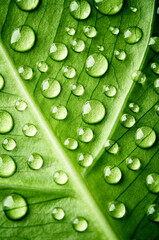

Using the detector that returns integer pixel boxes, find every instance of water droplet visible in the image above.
[131,70,146,84]
[104,166,122,184]
[151,62,159,75]
[97,45,104,51]
[146,173,159,194]
[78,153,93,167]
[114,50,126,61]
[78,127,93,142]
[53,170,68,185]
[19,65,33,80]
[64,138,78,150]
[37,61,48,73]
[42,78,61,98]
[120,113,135,128]
[52,207,65,220]
[50,43,68,61]
[3,194,28,220]
[28,153,43,170]
[124,27,143,44]
[130,6,137,13]
[105,140,119,154]
[0,155,16,177]
[51,105,67,120]
[63,66,76,79]
[2,138,16,151]
[108,201,126,219]
[104,85,116,97]
[155,104,159,115]
[83,26,97,38]
[85,53,108,77]
[135,126,156,149]
[82,100,105,124]
[65,27,76,36]
[72,216,88,232]
[71,38,85,53]
[15,100,27,111]
[129,102,140,113]
[15,0,39,11]
[71,83,84,96]
[23,123,37,137]
[70,0,91,20]
[0,74,5,90]
[109,26,120,35]
[149,37,159,53]
[0,111,13,133]
[147,204,159,222]
[94,0,123,15]
[126,157,141,171]
[154,78,159,94]
[10,26,35,52]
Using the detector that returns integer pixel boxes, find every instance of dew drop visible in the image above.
[15,100,27,111]
[126,157,141,171]
[23,123,37,137]
[19,65,33,80]
[104,85,116,97]
[131,70,146,84]
[50,43,68,61]
[108,201,126,219]
[154,78,159,94]
[51,105,67,120]
[10,26,35,52]
[94,0,123,15]
[149,37,159,53]
[0,155,16,177]
[104,166,122,184]
[0,74,5,90]
[147,204,159,222]
[72,216,88,232]
[114,50,126,61]
[42,78,61,98]
[71,38,85,53]
[37,61,48,73]
[130,6,138,13]
[135,126,156,149]
[78,153,93,167]
[64,138,78,150]
[3,194,28,220]
[2,138,16,151]
[53,170,68,185]
[151,62,159,75]
[82,100,105,124]
[0,111,13,133]
[52,207,65,220]
[155,104,159,116]
[109,26,120,35]
[83,26,97,38]
[97,45,104,52]
[65,27,76,36]
[146,173,159,194]
[70,0,91,20]
[120,113,135,128]
[78,127,93,142]
[105,140,119,154]
[85,53,108,77]
[129,102,140,113]
[28,153,43,170]
[15,0,39,11]
[124,27,143,44]
[63,66,76,79]
[71,83,84,96]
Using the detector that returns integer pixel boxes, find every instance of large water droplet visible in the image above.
[82,100,105,124]
[85,53,108,77]
[71,83,84,96]
[72,216,88,232]
[104,166,122,184]
[126,157,141,171]
[28,153,43,170]
[135,126,156,149]
[131,70,146,84]
[2,138,16,151]
[147,204,159,222]
[104,85,116,97]
[37,61,48,73]
[19,65,33,80]
[94,0,123,15]
[15,100,27,111]
[120,113,136,128]
[114,50,126,61]
[63,66,76,79]
[83,26,97,38]
[0,111,13,133]
[15,0,39,11]
[52,207,65,220]
[129,102,140,113]
[146,173,159,194]
[70,0,91,20]
[105,140,119,154]
[151,62,159,75]
[154,78,159,94]
[124,27,143,44]
[149,37,159,53]
[53,170,68,185]
[78,127,93,142]
[0,155,16,177]
[50,43,68,61]
[51,105,67,120]
[23,123,37,137]
[78,153,93,167]
[109,26,120,35]
[10,26,35,52]
[71,38,85,52]
[3,194,28,220]
[108,201,126,219]
[0,74,5,90]
[64,138,78,150]
[42,78,61,98]
[65,27,76,36]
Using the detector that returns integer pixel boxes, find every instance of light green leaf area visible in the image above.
[0,0,158,239]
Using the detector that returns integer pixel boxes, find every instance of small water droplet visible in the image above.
[51,105,67,120]
[70,0,91,20]
[104,85,116,97]
[154,80,159,97]
[72,216,88,232]
[19,65,33,80]
[147,204,159,222]
[52,207,65,220]
[71,38,85,53]
[0,74,5,90]
[0,155,16,177]
[105,140,119,154]
[2,138,16,151]
[126,157,141,171]
[135,126,156,149]
[97,45,104,51]
[63,66,76,79]
[94,0,123,15]
[42,78,61,98]
[124,27,143,44]
[15,100,27,111]
[3,194,28,220]
[78,153,93,167]
[129,102,140,113]
[83,26,97,38]
[28,153,43,170]
[131,70,146,84]
[71,83,84,96]
[15,0,39,11]
[64,138,78,150]
[82,100,105,124]
[104,166,122,184]
[65,27,76,36]
[130,6,137,13]
[155,104,159,115]
[78,127,93,142]
[37,61,48,73]
[23,123,37,137]
[108,201,126,219]
[53,170,68,185]
[10,26,35,52]
[146,173,159,194]
[151,62,159,75]
[114,50,126,61]
[149,37,159,53]
[109,26,120,35]
[85,53,108,77]
[0,111,13,133]
[50,43,68,61]
[120,113,135,128]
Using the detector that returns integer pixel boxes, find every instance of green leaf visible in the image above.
[0,0,158,239]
